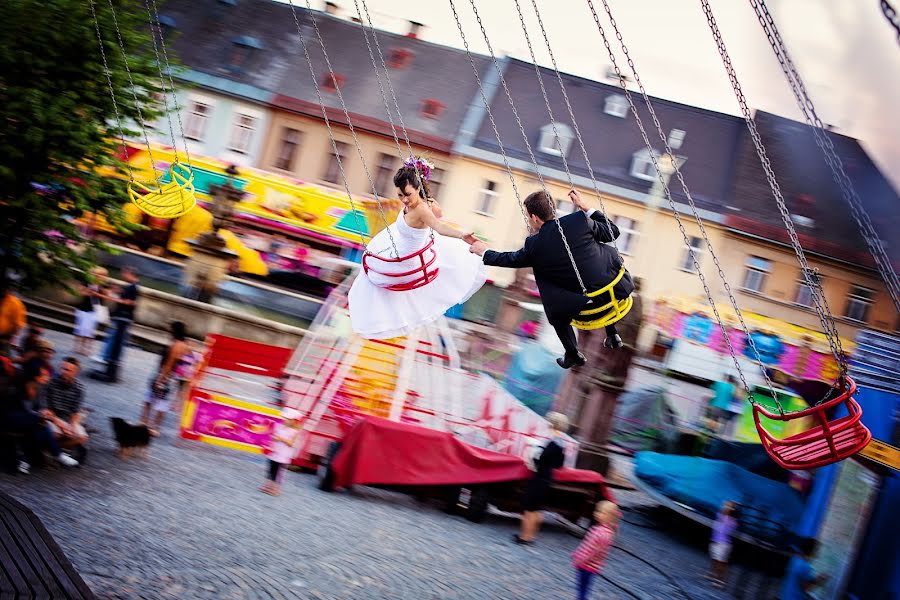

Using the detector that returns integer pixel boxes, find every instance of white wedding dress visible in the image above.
[348,211,486,339]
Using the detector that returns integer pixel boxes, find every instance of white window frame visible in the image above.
[538,122,574,157]
[604,94,628,118]
[184,99,212,141]
[475,181,499,216]
[667,128,686,150]
[679,236,704,272]
[273,127,301,171]
[844,285,874,323]
[630,149,659,181]
[613,216,639,255]
[793,270,823,308]
[227,113,256,154]
[556,199,575,216]
[742,256,773,293]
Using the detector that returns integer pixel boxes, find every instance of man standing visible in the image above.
[469,190,633,369]
[0,280,27,358]
[90,267,139,383]
[43,356,89,459]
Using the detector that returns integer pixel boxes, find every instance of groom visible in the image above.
[469,190,633,369]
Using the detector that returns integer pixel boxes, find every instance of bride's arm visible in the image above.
[427,199,443,219]
[414,203,469,240]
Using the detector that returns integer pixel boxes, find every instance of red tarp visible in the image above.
[331,416,611,500]
[203,334,293,378]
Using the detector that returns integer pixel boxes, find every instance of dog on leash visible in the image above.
[110,417,152,458]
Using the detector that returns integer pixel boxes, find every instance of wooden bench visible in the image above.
[0,491,95,599]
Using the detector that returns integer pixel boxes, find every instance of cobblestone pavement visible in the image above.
[2,331,765,599]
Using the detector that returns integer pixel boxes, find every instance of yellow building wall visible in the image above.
[714,236,896,338]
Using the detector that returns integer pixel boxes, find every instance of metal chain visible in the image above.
[525,0,621,252]
[750,0,900,314]
[284,1,372,251]
[88,0,135,181]
[466,0,589,295]
[882,0,900,44]
[142,0,179,157]
[701,0,847,379]
[147,0,192,168]
[588,0,782,410]
[352,0,433,240]
[292,0,399,256]
[447,0,529,230]
[105,0,160,185]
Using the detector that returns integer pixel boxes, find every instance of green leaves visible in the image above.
[0,0,165,289]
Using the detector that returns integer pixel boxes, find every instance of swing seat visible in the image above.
[362,238,439,291]
[753,376,871,470]
[571,266,633,331]
[128,160,196,219]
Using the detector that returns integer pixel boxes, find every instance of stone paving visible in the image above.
[1,330,768,599]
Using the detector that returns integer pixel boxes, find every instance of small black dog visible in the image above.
[110,417,152,458]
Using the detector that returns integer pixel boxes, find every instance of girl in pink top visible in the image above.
[260,408,302,496]
[572,501,620,600]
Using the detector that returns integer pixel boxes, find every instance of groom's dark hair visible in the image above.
[523,191,556,222]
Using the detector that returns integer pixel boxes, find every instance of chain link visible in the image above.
[447,0,530,230]
[284,0,376,251]
[512,0,621,255]
[105,0,160,185]
[467,0,589,295]
[701,0,847,382]
[142,0,179,157]
[750,0,899,315]
[352,0,434,240]
[882,0,900,44]
[587,0,783,411]
[88,0,135,181]
[147,0,192,168]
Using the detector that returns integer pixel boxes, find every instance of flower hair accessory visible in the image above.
[404,156,433,181]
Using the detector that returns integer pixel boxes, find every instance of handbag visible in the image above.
[93,301,110,325]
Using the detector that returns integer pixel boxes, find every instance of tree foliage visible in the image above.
[0,0,165,289]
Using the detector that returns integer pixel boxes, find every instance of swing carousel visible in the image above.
[166,0,897,480]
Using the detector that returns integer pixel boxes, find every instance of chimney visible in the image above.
[406,20,423,39]
[324,1,339,15]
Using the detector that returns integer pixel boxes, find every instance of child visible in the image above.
[260,408,303,496]
[707,500,738,588]
[779,537,828,600]
[572,500,620,600]
[348,157,486,340]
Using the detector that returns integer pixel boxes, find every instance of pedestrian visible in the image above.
[706,500,738,588]
[0,280,27,358]
[90,266,139,383]
[708,374,739,436]
[515,411,569,544]
[779,537,829,600]
[43,356,89,461]
[141,321,189,436]
[571,500,620,600]
[73,267,110,356]
[260,408,302,496]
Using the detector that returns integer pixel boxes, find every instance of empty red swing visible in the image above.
[362,238,440,292]
[752,376,871,470]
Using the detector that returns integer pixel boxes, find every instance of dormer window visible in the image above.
[229,36,263,72]
[667,129,686,150]
[387,48,414,69]
[604,94,628,118]
[421,98,445,119]
[630,148,659,181]
[157,14,177,39]
[321,73,345,93]
[538,122,574,157]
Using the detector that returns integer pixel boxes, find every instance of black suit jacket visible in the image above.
[483,211,634,322]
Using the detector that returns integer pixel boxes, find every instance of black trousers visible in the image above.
[551,319,619,357]
[267,460,283,482]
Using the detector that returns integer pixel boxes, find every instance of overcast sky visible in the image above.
[321,0,900,191]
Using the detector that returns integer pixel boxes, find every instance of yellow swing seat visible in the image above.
[571,266,633,331]
[128,160,196,219]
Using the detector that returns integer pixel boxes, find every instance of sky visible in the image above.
[323,0,900,192]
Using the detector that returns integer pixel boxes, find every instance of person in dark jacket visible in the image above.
[470,190,634,369]
[515,411,570,544]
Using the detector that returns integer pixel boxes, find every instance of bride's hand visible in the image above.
[462,232,478,245]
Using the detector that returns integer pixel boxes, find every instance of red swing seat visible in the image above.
[753,376,871,470]
[362,238,439,292]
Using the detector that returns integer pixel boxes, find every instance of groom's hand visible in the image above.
[568,189,589,212]
[469,241,489,256]
[462,232,478,245]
